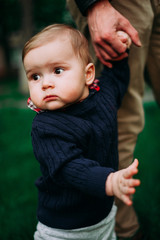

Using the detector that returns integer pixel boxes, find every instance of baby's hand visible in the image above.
[110,31,132,62]
[106,159,140,205]
[117,30,132,49]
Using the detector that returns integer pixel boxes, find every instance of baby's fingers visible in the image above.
[132,158,139,168]
[123,159,139,179]
[133,178,141,187]
[121,185,136,195]
[127,178,141,187]
[121,194,133,206]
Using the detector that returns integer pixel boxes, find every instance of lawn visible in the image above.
[0,107,38,240]
[134,102,160,239]
[0,80,160,239]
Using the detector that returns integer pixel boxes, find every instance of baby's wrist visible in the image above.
[105,172,114,196]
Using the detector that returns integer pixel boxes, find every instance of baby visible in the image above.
[22,24,140,240]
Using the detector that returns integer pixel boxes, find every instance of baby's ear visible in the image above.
[85,63,95,86]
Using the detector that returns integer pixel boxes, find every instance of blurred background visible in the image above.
[0,0,160,239]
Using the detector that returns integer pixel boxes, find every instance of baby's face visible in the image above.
[24,38,93,110]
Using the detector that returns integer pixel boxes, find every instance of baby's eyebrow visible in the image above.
[25,69,32,75]
[25,66,40,75]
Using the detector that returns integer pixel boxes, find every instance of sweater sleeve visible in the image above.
[74,0,98,16]
[31,120,114,198]
[98,57,130,108]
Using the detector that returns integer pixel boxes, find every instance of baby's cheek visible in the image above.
[64,87,79,100]
[66,92,78,102]
[30,94,41,107]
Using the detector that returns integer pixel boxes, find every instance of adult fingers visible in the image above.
[118,19,141,47]
[94,44,113,68]
[96,39,120,58]
[93,43,128,68]
[111,52,128,61]
[104,35,128,55]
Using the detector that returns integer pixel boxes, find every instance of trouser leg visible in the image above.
[111,0,154,237]
[66,0,154,238]
[115,40,149,239]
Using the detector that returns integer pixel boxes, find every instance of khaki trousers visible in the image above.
[66,0,160,238]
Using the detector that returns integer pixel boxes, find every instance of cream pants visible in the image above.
[34,205,117,240]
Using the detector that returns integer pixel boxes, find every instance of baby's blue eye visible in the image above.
[55,68,64,74]
[32,74,40,81]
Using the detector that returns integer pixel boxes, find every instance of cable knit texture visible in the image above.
[31,58,129,229]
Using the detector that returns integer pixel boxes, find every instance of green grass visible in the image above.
[134,102,160,239]
[0,80,160,239]
[0,108,39,240]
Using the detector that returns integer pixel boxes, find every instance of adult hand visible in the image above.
[106,159,141,206]
[87,0,141,67]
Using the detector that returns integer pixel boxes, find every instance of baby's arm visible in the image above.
[105,159,140,206]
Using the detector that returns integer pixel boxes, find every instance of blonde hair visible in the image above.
[22,24,93,65]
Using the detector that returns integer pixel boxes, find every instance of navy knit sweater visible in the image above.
[31,58,129,229]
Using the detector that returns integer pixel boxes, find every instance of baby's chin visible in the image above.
[40,103,70,111]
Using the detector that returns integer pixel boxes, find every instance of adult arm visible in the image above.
[75,0,141,67]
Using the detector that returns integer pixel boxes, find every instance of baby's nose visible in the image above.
[42,76,55,90]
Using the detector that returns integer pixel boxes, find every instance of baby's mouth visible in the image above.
[43,95,58,101]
